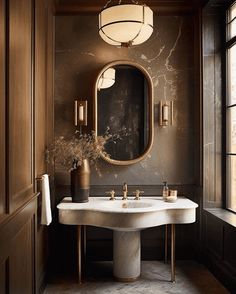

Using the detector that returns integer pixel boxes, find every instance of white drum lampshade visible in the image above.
[99,4,153,47]
[98,68,116,90]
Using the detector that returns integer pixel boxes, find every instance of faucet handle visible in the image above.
[133,190,144,200]
[105,190,116,200]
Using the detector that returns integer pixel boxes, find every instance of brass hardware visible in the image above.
[165,224,168,264]
[94,60,154,166]
[77,225,82,284]
[75,100,87,126]
[82,225,86,274]
[159,100,174,127]
[171,224,176,283]
[170,101,174,125]
[122,183,128,200]
[77,225,87,284]
[122,191,128,200]
[105,190,116,200]
[36,174,50,181]
[164,224,176,282]
[133,190,144,200]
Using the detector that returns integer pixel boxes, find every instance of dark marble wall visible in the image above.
[55,14,195,187]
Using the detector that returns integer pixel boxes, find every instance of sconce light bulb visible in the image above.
[163,104,169,122]
[79,105,84,121]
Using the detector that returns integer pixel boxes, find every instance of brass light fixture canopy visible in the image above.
[99,2,153,47]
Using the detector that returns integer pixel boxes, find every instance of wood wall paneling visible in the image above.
[35,0,47,177]
[34,0,55,291]
[205,213,223,258]
[0,0,54,292]
[0,260,7,294]
[0,197,37,294]
[224,225,236,271]
[9,219,34,294]
[203,212,236,291]
[35,0,48,286]
[0,0,6,216]
[8,0,34,213]
[45,0,55,184]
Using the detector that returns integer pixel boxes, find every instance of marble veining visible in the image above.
[55,15,195,186]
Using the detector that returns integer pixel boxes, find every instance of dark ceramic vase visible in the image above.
[71,159,90,203]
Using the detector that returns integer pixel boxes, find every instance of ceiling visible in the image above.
[54,0,203,14]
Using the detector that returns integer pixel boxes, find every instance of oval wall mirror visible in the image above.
[94,60,154,165]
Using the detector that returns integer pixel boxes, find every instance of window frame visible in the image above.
[225,1,236,213]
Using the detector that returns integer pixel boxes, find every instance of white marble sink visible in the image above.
[57,196,198,282]
[57,197,197,231]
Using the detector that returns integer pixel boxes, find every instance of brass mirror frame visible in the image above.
[94,60,154,165]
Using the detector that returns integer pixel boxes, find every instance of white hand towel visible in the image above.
[41,174,52,225]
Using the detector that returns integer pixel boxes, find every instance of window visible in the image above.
[226,2,236,212]
[227,2,236,40]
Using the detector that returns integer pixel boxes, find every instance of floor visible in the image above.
[44,260,229,294]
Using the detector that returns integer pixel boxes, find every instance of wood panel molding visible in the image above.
[35,1,55,292]
[0,196,37,293]
[203,211,236,292]
[0,0,55,292]
[8,0,35,213]
[0,0,6,216]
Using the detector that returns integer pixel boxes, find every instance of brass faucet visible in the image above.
[122,183,128,200]
[133,190,144,200]
[105,189,116,200]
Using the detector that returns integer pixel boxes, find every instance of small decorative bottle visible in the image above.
[162,181,169,200]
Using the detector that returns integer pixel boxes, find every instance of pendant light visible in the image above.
[99,1,153,47]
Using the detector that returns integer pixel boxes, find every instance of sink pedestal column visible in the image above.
[113,230,140,281]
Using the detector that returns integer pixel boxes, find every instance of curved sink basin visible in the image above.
[57,197,198,231]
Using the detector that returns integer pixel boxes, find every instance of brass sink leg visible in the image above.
[171,224,176,282]
[77,225,82,284]
[77,225,86,284]
[164,224,168,263]
[83,225,87,273]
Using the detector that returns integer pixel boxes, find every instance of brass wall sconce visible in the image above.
[74,100,87,126]
[159,101,174,127]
